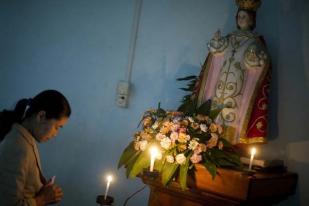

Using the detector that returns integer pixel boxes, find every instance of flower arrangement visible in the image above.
[118,105,242,190]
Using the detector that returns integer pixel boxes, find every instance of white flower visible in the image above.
[186,135,191,141]
[166,155,175,163]
[139,140,148,151]
[172,116,182,123]
[188,139,199,150]
[156,133,166,141]
[170,132,178,142]
[188,117,194,123]
[176,153,186,165]
[152,121,159,129]
[134,141,140,150]
[160,137,172,150]
[190,153,202,164]
[200,124,207,132]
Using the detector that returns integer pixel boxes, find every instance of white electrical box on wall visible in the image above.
[116,80,130,107]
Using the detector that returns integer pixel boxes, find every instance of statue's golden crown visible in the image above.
[236,0,261,11]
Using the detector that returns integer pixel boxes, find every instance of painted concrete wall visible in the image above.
[0,0,308,205]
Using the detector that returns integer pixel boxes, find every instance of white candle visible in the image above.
[249,147,256,171]
[149,146,159,172]
[104,175,113,200]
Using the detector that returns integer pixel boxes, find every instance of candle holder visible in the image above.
[96,195,114,206]
[241,168,256,176]
[143,169,159,179]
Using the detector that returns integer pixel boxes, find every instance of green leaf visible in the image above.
[154,158,165,172]
[177,75,197,81]
[209,104,224,119]
[196,99,211,115]
[129,150,150,178]
[137,111,151,128]
[206,149,220,166]
[210,148,242,168]
[187,127,211,141]
[179,87,193,91]
[156,102,166,118]
[182,95,192,101]
[179,153,192,190]
[118,142,137,169]
[203,153,217,179]
[217,158,237,167]
[125,152,141,178]
[228,153,242,166]
[161,162,179,186]
[188,79,196,86]
[177,98,197,116]
[219,138,233,148]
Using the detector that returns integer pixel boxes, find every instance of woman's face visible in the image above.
[237,10,253,30]
[33,112,68,142]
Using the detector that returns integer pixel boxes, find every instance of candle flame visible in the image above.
[251,147,256,156]
[150,146,159,157]
[106,175,113,183]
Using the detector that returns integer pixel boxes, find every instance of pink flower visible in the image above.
[217,125,223,134]
[171,123,180,132]
[156,133,166,141]
[194,143,207,154]
[179,127,186,133]
[190,153,202,164]
[207,133,218,148]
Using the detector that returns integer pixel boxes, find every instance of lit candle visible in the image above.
[249,147,256,171]
[149,146,159,172]
[104,175,113,200]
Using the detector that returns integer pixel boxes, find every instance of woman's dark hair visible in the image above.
[235,9,256,31]
[0,90,71,142]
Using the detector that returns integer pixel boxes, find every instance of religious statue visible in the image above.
[194,0,271,145]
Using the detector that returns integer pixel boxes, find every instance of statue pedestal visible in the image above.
[141,164,297,206]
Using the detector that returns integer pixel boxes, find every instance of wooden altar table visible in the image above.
[141,164,297,206]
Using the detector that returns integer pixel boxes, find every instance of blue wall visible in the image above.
[0,0,308,205]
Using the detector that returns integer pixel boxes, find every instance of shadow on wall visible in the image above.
[302,1,309,88]
[172,63,201,105]
[285,140,309,206]
[257,0,280,141]
[279,0,309,141]
[157,62,201,110]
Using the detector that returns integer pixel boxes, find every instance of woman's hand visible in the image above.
[35,184,63,205]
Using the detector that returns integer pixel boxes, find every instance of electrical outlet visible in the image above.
[116,80,130,107]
